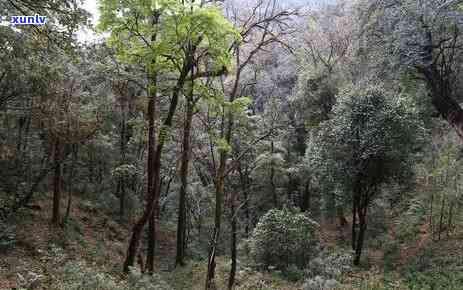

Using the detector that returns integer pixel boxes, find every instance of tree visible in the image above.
[362,0,463,141]
[308,84,423,265]
[249,208,319,270]
[204,0,297,288]
[99,0,238,273]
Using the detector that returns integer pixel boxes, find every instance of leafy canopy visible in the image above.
[98,0,240,73]
[308,84,425,198]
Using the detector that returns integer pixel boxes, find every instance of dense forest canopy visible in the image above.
[2,0,463,289]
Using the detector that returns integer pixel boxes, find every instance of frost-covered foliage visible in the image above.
[111,164,138,179]
[307,84,424,212]
[305,250,352,280]
[363,0,463,73]
[249,208,319,270]
[302,250,352,290]
[303,276,340,290]
[51,261,172,290]
[0,222,15,250]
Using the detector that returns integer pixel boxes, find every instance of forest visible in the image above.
[1,0,463,289]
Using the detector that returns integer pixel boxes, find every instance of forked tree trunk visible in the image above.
[123,12,159,271]
[124,73,157,273]
[205,81,239,290]
[176,89,194,266]
[124,52,190,274]
[145,66,190,274]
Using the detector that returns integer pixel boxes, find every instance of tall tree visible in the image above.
[99,0,237,273]
[308,84,423,265]
[205,0,296,288]
[362,0,463,141]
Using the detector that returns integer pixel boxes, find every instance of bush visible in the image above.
[382,239,400,270]
[303,276,340,290]
[51,261,172,290]
[249,208,319,270]
[0,223,15,251]
[305,250,352,280]
[302,249,352,290]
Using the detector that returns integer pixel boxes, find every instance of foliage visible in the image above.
[51,261,172,290]
[306,250,353,280]
[309,83,423,193]
[0,222,15,251]
[98,0,239,73]
[303,276,340,290]
[308,83,424,222]
[249,208,319,270]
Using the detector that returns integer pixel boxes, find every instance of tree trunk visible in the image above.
[147,204,157,273]
[206,74,238,289]
[438,195,446,241]
[228,190,237,290]
[119,180,126,220]
[238,165,250,237]
[119,98,128,221]
[270,140,277,208]
[124,38,190,273]
[351,193,358,251]
[301,178,311,212]
[353,209,367,266]
[419,32,463,141]
[205,155,225,290]
[52,139,61,226]
[429,191,434,238]
[124,14,159,271]
[176,88,194,266]
[430,89,463,140]
[63,144,78,225]
[447,202,454,238]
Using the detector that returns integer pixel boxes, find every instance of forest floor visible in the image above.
[1,193,462,289]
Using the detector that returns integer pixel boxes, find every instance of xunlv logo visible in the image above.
[9,15,47,25]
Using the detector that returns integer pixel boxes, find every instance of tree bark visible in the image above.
[124,11,160,272]
[176,84,194,267]
[438,195,446,241]
[228,189,237,290]
[351,190,358,251]
[119,97,128,220]
[205,153,225,290]
[205,66,241,289]
[353,209,367,266]
[124,40,190,274]
[238,164,250,237]
[63,144,78,225]
[301,178,311,212]
[52,139,62,226]
[270,140,277,208]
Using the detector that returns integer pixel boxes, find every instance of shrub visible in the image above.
[51,261,172,290]
[249,208,319,270]
[0,223,15,251]
[305,250,352,280]
[303,276,340,290]
[382,239,400,270]
[302,249,352,290]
